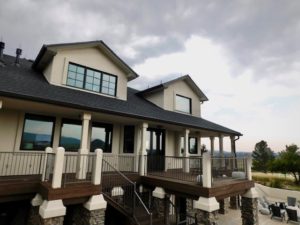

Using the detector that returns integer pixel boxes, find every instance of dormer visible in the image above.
[138,75,208,117]
[32,41,138,100]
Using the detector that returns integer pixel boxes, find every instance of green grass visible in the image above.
[252,172,300,191]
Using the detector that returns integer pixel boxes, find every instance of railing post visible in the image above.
[42,147,53,182]
[92,148,103,185]
[246,156,252,180]
[202,152,212,188]
[52,147,65,189]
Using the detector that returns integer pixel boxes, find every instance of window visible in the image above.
[189,137,198,154]
[180,137,198,154]
[66,63,117,96]
[123,126,135,153]
[60,119,82,152]
[90,123,113,153]
[20,114,55,151]
[175,95,191,114]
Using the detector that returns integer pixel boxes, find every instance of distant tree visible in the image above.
[252,140,275,173]
[270,144,300,184]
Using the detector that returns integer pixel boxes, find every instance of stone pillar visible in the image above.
[77,194,107,225]
[193,197,219,225]
[241,188,259,225]
[77,112,91,179]
[72,207,106,225]
[183,129,190,173]
[152,187,166,219]
[230,196,239,209]
[139,122,148,176]
[218,198,229,214]
[210,137,215,156]
[27,194,43,225]
[39,200,66,225]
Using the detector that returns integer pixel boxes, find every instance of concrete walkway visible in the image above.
[218,208,285,225]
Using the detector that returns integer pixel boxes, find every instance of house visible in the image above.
[0,40,258,225]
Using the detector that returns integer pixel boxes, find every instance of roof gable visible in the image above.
[32,40,139,81]
[138,75,208,102]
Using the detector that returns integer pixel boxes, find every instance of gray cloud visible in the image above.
[1,0,300,84]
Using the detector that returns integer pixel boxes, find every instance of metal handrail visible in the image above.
[102,159,152,225]
[103,159,135,185]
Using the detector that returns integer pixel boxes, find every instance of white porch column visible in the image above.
[139,122,148,176]
[246,156,252,180]
[76,112,91,179]
[210,136,215,156]
[230,136,236,156]
[197,132,202,156]
[230,136,236,170]
[183,129,190,173]
[0,100,2,109]
[52,147,65,189]
[202,152,212,188]
[219,134,225,168]
[92,149,103,185]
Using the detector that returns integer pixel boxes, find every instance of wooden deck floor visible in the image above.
[142,173,254,200]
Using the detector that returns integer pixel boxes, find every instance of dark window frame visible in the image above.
[175,94,192,114]
[188,137,198,154]
[20,113,56,151]
[123,125,135,154]
[59,118,82,152]
[91,122,113,153]
[67,62,118,97]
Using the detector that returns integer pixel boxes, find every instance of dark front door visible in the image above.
[147,128,165,172]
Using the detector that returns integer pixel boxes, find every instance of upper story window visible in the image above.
[175,95,191,114]
[20,114,55,151]
[66,63,117,96]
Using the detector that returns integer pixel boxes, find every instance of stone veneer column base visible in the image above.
[219,198,229,214]
[153,197,165,218]
[196,209,218,225]
[241,197,258,225]
[230,196,239,209]
[72,207,105,225]
[39,217,64,225]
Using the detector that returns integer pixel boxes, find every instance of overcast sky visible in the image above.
[1,0,299,152]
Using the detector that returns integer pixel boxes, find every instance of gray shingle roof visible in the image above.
[0,55,242,136]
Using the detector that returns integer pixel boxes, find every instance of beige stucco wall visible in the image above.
[144,91,164,108]
[164,80,201,117]
[144,80,201,117]
[43,47,129,100]
[0,110,20,151]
